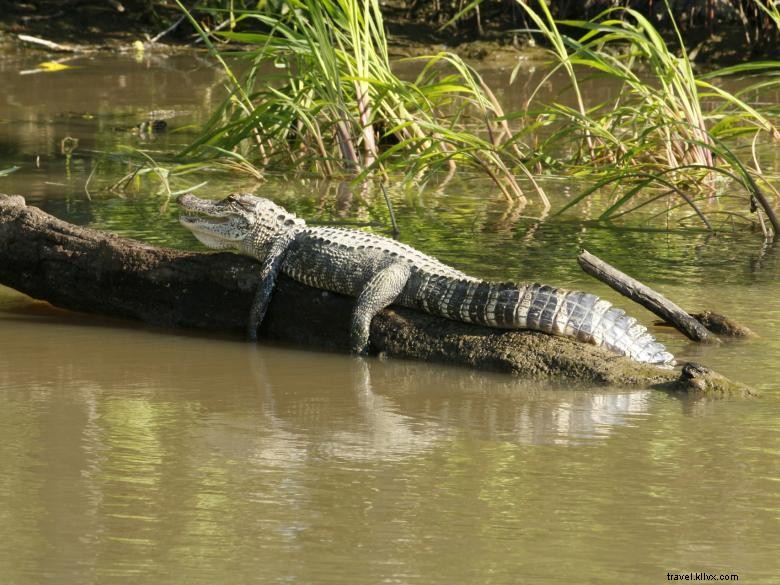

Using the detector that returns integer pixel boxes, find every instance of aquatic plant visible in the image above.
[159,0,779,237]
[442,0,780,47]
[511,0,780,235]
[172,0,545,206]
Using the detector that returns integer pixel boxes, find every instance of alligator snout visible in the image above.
[176,193,197,206]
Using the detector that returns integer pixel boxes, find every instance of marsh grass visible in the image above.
[135,0,780,237]
[173,0,546,207]
[512,0,780,234]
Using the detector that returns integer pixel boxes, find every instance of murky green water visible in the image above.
[1,50,779,584]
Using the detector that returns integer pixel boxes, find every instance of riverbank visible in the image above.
[1,0,778,65]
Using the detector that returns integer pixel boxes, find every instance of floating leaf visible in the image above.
[37,61,75,72]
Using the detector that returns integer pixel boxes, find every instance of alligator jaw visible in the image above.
[177,193,253,250]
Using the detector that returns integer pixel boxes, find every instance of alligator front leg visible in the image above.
[247,233,295,341]
[350,262,412,353]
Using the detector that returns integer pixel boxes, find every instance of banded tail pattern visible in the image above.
[408,276,675,365]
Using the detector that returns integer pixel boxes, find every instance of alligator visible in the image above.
[178,193,675,366]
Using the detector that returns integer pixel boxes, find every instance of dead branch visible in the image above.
[578,249,719,344]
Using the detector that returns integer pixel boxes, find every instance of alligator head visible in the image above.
[178,193,304,257]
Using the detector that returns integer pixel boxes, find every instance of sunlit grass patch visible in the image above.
[512,0,780,235]
[134,0,780,238]
[171,0,547,209]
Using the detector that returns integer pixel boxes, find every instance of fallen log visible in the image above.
[0,195,754,397]
[579,250,755,340]
[578,249,719,343]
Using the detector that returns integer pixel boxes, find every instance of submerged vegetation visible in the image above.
[108,0,779,238]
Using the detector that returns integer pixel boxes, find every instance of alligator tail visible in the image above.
[418,278,675,366]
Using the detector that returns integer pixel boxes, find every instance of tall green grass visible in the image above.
[511,0,780,235]
[157,0,779,237]
[173,0,545,206]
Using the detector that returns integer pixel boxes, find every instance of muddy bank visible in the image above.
[0,195,755,397]
[1,1,778,64]
[0,0,175,46]
[383,0,780,63]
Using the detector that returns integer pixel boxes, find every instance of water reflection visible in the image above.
[0,303,658,451]
[0,50,228,218]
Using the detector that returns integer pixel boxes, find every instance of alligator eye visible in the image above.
[284,219,295,225]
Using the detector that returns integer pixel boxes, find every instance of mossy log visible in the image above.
[0,195,754,397]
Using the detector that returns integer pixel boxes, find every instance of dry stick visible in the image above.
[17,34,85,53]
[379,182,399,236]
[578,249,720,344]
[151,13,189,43]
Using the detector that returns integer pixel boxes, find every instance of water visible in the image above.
[1,50,779,585]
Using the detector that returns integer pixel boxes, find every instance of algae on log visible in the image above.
[0,195,754,397]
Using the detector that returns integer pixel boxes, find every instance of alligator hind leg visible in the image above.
[350,262,412,354]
